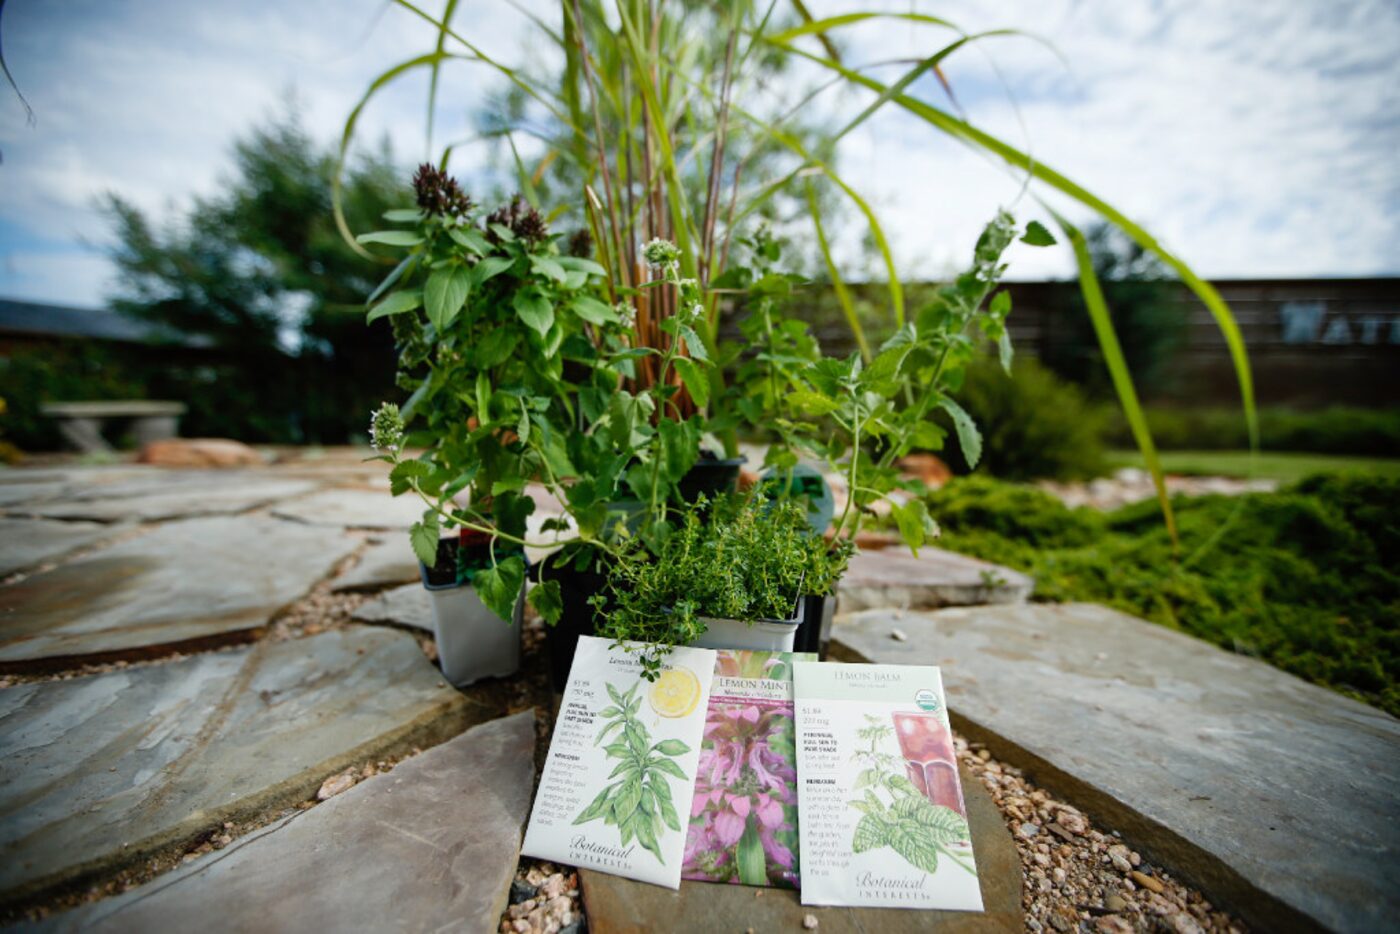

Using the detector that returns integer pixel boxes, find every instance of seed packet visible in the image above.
[792,661,983,910]
[522,636,716,888]
[682,650,815,889]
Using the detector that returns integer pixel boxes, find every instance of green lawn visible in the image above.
[1106,450,1400,485]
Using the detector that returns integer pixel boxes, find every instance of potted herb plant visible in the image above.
[363,166,623,686]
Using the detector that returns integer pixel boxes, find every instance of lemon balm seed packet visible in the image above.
[793,661,983,911]
[522,636,716,888]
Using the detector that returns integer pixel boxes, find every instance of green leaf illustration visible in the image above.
[888,823,941,875]
[652,739,690,756]
[853,814,889,853]
[736,824,769,886]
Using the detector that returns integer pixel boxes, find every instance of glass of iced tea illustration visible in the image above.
[892,711,966,817]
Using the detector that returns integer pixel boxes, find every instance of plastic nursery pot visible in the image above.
[418,534,523,688]
[792,593,838,659]
[676,452,747,502]
[692,589,806,653]
[536,555,612,693]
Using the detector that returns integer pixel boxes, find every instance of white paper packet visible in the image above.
[793,661,983,910]
[522,636,716,888]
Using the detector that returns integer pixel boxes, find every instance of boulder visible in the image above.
[137,438,264,468]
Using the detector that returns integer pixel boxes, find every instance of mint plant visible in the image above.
[574,680,689,864]
[849,715,974,876]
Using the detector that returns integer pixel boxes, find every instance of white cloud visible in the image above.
[0,0,1395,310]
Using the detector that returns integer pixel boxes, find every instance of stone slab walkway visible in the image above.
[579,764,1021,933]
[31,712,536,933]
[0,625,486,909]
[0,518,116,578]
[0,515,360,669]
[351,583,433,634]
[272,488,424,529]
[832,603,1400,933]
[331,535,419,592]
[837,546,1033,614]
[27,478,318,523]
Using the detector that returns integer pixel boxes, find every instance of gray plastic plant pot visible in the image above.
[693,595,806,653]
[419,564,523,687]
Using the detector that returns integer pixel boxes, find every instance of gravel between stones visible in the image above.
[498,722,1246,934]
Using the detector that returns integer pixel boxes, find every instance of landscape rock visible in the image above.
[351,583,434,634]
[0,625,490,908]
[0,517,116,577]
[34,713,535,932]
[136,438,265,468]
[579,764,1021,933]
[331,535,420,592]
[0,515,360,669]
[27,477,317,522]
[272,488,424,529]
[832,602,1400,933]
[837,546,1033,613]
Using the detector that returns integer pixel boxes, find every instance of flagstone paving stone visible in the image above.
[350,583,433,634]
[25,478,318,523]
[331,535,420,592]
[831,602,1400,933]
[31,712,535,933]
[0,516,360,669]
[578,764,1021,933]
[836,546,1033,613]
[0,518,117,577]
[0,625,491,910]
[271,487,424,530]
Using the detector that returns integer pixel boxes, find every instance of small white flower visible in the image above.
[617,302,637,328]
[641,238,681,268]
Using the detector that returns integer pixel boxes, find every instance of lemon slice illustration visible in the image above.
[649,667,700,718]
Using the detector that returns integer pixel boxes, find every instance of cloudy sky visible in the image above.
[1,0,1397,308]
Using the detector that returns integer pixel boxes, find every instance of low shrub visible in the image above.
[935,358,1108,481]
[1102,406,1400,457]
[927,475,1400,717]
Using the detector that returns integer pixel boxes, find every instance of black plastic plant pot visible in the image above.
[417,536,523,687]
[793,592,838,659]
[676,454,747,502]
[537,556,611,693]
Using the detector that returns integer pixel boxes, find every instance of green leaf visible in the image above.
[652,739,690,757]
[530,255,567,282]
[676,325,710,363]
[527,579,563,626]
[388,458,431,496]
[571,294,620,326]
[472,256,515,286]
[672,357,710,409]
[648,758,686,781]
[736,823,768,885]
[788,390,840,416]
[888,823,941,874]
[409,519,439,569]
[448,226,491,255]
[382,208,423,222]
[513,289,555,337]
[356,229,423,247]
[939,398,982,470]
[853,814,889,853]
[366,289,422,323]
[574,783,616,824]
[474,327,520,368]
[891,498,930,555]
[657,418,700,485]
[425,265,471,332]
[1021,220,1057,247]
[557,256,607,277]
[473,555,524,622]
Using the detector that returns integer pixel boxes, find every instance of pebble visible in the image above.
[802,914,819,930]
[1018,822,1040,838]
[541,874,566,899]
[890,628,908,642]
[315,771,355,801]
[510,880,537,904]
[1132,870,1166,893]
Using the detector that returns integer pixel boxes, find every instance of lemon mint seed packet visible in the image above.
[522,635,716,888]
[682,649,814,889]
[792,661,983,911]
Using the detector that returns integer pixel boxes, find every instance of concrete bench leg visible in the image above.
[132,416,180,446]
[57,417,113,454]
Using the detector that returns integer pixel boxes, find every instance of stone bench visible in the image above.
[40,401,186,453]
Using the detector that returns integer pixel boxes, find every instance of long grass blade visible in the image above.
[425,0,460,154]
[805,179,869,359]
[1060,214,1177,549]
[769,40,1257,452]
